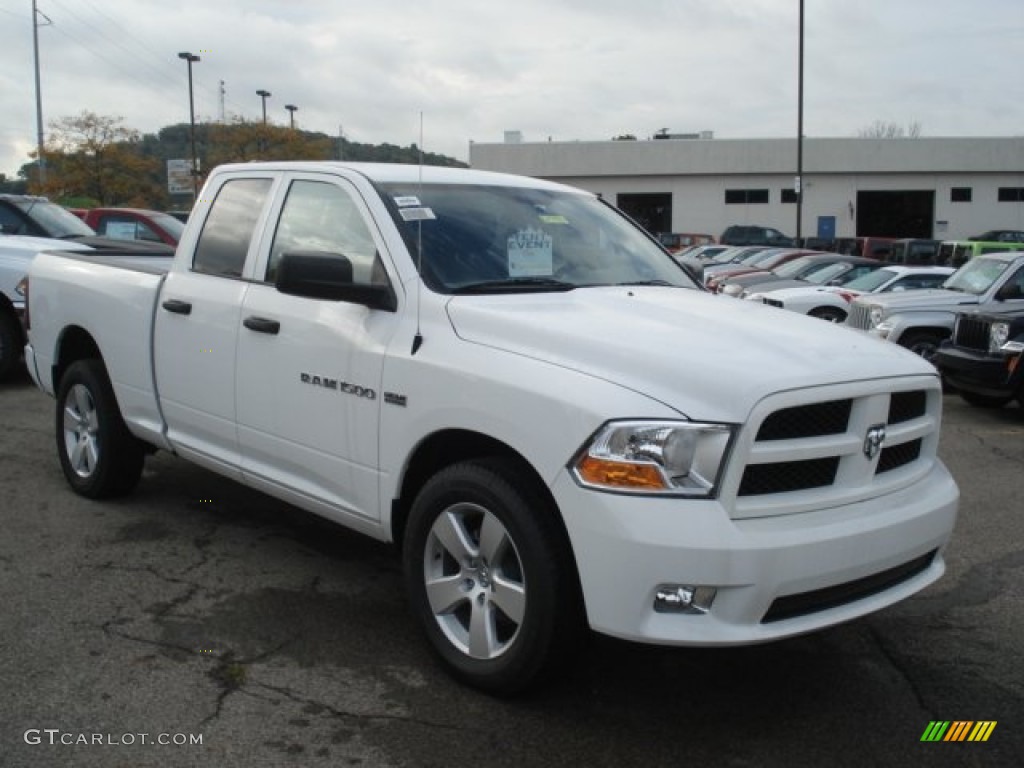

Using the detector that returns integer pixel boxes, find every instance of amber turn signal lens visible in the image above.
[575,455,666,490]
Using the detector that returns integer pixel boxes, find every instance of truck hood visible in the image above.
[446,287,933,422]
[858,288,979,312]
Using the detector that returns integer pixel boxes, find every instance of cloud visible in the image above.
[2,0,1022,181]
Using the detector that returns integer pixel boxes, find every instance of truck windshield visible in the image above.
[380,183,698,293]
[943,256,1011,295]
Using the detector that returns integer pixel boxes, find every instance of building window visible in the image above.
[780,189,799,204]
[725,189,769,205]
[998,187,1024,202]
[950,187,972,203]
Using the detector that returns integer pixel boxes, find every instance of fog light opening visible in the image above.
[653,584,717,614]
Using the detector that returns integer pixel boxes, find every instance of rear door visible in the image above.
[234,172,401,524]
[154,173,279,476]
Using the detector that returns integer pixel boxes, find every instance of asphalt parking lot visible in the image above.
[1,369,1021,768]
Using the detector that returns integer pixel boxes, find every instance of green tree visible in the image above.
[35,111,165,207]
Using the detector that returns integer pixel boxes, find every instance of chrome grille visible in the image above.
[953,314,990,352]
[846,303,873,330]
[729,379,940,517]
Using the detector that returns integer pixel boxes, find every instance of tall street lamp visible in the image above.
[178,51,200,197]
[795,0,805,242]
[285,104,297,129]
[256,89,271,124]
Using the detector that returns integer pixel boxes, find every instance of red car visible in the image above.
[79,207,184,246]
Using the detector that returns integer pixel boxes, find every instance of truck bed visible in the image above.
[27,249,173,449]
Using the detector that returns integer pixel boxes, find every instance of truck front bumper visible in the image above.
[933,346,1021,399]
[551,461,958,646]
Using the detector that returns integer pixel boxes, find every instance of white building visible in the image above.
[469,135,1024,242]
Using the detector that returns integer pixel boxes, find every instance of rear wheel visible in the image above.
[808,306,847,323]
[56,359,145,498]
[403,459,580,695]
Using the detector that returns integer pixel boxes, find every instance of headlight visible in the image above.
[721,284,743,297]
[869,306,885,328]
[572,420,734,498]
[990,322,1010,353]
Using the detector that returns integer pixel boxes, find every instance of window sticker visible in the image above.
[399,207,436,222]
[508,227,553,276]
[393,196,421,207]
[539,214,569,225]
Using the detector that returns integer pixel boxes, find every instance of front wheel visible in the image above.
[56,359,145,498]
[402,459,581,695]
[808,306,847,323]
[0,310,23,380]
[898,331,945,362]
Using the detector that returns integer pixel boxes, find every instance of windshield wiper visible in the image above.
[451,277,576,295]
[614,279,675,287]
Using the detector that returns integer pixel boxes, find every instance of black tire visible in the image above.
[958,390,1013,409]
[402,459,581,695]
[898,331,945,361]
[0,310,23,381]
[808,306,847,323]
[55,359,145,498]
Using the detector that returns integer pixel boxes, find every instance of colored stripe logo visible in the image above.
[921,721,997,742]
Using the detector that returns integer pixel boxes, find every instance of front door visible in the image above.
[235,174,400,524]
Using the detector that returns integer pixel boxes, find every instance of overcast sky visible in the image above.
[1,0,1022,179]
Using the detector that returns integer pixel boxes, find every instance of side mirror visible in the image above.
[275,251,397,311]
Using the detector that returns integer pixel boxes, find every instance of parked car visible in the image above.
[699,246,780,283]
[969,230,1024,244]
[80,207,185,246]
[888,238,941,266]
[0,195,173,253]
[747,266,955,323]
[845,251,1024,359]
[933,306,1024,408]
[935,239,1024,268]
[703,249,812,292]
[1,194,97,239]
[714,254,880,297]
[0,234,174,379]
[720,224,794,247]
[22,160,958,694]
[656,232,715,253]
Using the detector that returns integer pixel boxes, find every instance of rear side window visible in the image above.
[193,178,273,277]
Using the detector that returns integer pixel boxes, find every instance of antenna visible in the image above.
[411,112,424,355]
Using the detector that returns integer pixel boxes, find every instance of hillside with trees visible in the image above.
[13,111,466,209]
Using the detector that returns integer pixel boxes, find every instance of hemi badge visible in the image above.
[384,392,407,407]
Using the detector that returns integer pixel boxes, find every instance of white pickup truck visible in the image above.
[23,162,959,694]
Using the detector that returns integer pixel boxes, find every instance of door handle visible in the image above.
[161,299,192,315]
[243,316,281,335]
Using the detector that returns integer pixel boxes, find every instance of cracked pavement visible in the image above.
[1,370,1021,767]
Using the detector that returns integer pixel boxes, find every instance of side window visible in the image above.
[266,180,383,286]
[0,203,27,234]
[97,215,138,241]
[193,178,272,278]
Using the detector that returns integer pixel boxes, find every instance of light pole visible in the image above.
[284,104,297,129]
[33,0,52,185]
[795,0,805,242]
[178,51,200,197]
[256,89,271,124]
